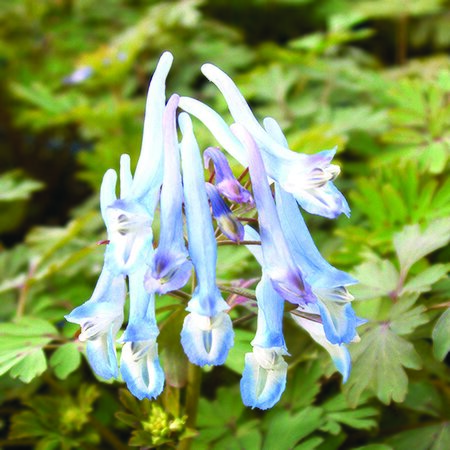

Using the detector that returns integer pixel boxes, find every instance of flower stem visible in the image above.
[178,363,201,450]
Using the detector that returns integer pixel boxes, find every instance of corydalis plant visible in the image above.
[66,51,361,410]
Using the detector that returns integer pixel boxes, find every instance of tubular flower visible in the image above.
[65,267,126,380]
[120,266,164,399]
[179,65,349,219]
[179,112,234,366]
[232,123,316,306]
[205,182,244,242]
[240,275,288,410]
[203,147,253,204]
[66,52,174,388]
[145,94,192,295]
[103,51,173,276]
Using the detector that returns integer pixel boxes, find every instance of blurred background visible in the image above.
[0,0,449,449]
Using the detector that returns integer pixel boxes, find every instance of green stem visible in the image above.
[178,363,202,450]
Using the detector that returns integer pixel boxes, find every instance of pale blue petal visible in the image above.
[178,97,247,165]
[181,312,234,366]
[100,169,117,224]
[119,154,133,198]
[65,268,125,341]
[293,181,350,219]
[205,182,244,242]
[121,266,159,343]
[243,225,263,264]
[145,251,192,295]
[132,51,173,198]
[104,198,154,275]
[201,63,349,218]
[275,185,356,288]
[204,147,253,204]
[316,289,357,345]
[291,305,351,382]
[120,341,164,400]
[262,117,288,147]
[232,123,315,306]
[86,329,119,380]
[240,349,287,410]
[252,275,286,350]
[179,113,228,316]
[145,95,193,294]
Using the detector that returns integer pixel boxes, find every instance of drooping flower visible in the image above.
[231,123,316,306]
[145,94,192,295]
[120,265,164,399]
[203,147,253,204]
[65,266,125,380]
[290,305,353,382]
[179,65,349,219]
[178,112,234,366]
[66,52,174,388]
[205,182,244,242]
[102,51,174,276]
[240,275,288,410]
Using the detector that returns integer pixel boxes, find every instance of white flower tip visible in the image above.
[120,154,131,166]
[201,62,220,80]
[178,112,193,134]
[161,51,174,63]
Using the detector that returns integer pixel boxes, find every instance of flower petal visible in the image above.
[204,147,252,204]
[120,340,165,400]
[291,305,352,382]
[232,123,315,306]
[205,182,244,242]
[132,51,173,199]
[121,266,159,343]
[180,312,234,366]
[240,347,287,410]
[86,329,119,380]
[275,184,356,288]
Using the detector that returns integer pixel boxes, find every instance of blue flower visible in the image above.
[178,112,234,366]
[101,51,174,276]
[275,184,359,345]
[203,147,253,204]
[240,275,288,410]
[65,267,126,380]
[66,52,174,394]
[179,65,349,219]
[205,182,244,242]
[290,305,353,382]
[145,94,192,295]
[232,123,316,306]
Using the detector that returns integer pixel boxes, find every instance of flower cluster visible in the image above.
[66,51,362,410]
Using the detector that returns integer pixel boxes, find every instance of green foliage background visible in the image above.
[0,0,449,448]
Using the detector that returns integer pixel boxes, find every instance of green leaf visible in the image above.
[0,317,57,383]
[9,350,47,383]
[0,170,44,202]
[263,407,323,450]
[345,323,421,406]
[322,393,378,434]
[401,381,444,417]
[432,308,450,361]
[386,422,450,450]
[389,295,428,336]
[394,220,450,276]
[49,343,81,380]
[351,259,399,300]
[403,264,450,294]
